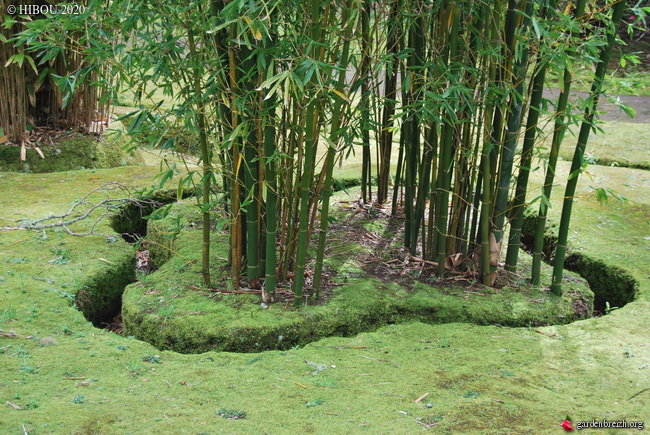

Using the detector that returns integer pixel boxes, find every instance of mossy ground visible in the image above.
[0,148,648,432]
[538,120,650,170]
[0,126,143,173]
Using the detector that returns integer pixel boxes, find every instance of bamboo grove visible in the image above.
[10,0,637,304]
[1,0,110,146]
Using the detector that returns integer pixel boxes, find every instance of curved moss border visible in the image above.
[117,202,594,354]
[520,207,639,311]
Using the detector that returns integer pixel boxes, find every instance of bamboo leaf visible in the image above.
[25,83,37,108]
[256,70,288,90]
[594,187,608,204]
[290,72,305,92]
[4,53,24,67]
[234,153,243,178]
[592,187,627,205]
[114,109,140,122]
[328,86,350,103]
[240,192,254,209]
[25,55,38,74]
[531,17,541,39]
[157,169,175,189]
[568,167,582,180]
[221,93,231,108]
[261,180,267,202]
[177,178,185,202]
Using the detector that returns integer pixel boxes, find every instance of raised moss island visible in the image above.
[118,202,594,354]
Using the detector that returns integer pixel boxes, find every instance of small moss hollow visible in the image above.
[108,188,195,248]
[75,250,136,326]
[72,189,197,326]
[564,253,637,310]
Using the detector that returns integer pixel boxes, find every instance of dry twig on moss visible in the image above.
[15,182,160,238]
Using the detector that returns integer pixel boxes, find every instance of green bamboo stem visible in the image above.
[550,0,626,295]
[242,48,260,282]
[408,2,425,252]
[263,99,278,296]
[492,0,532,251]
[531,67,570,285]
[505,0,556,272]
[228,24,242,290]
[313,0,354,296]
[360,0,371,204]
[435,2,459,277]
[504,56,548,272]
[261,36,278,296]
[293,0,322,306]
[414,125,435,258]
[531,0,587,285]
[360,0,372,205]
[186,22,211,287]
[478,4,500,285]
[378,0,400,204]
[391,116,405,216]
[480,141,492,285]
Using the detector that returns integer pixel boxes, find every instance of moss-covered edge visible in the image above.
[122,279,593,354]
[108,189,196,266]
[74,245,136,325]
[119,202,593,354]
[521,206,639,310]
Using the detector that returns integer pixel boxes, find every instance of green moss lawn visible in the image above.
[0,140,648,433]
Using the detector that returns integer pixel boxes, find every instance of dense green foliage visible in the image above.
[9,0,645,302]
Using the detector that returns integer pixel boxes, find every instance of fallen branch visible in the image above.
[0,330,26,338]
[414,392,429,403]
[6,401,21,410]
[409,256,439,267]
[8,238,30,246]
[628,388,649,400]
[18,182,162,238]
[415,419,441,428]
[535,330,558,338]
[186,286,262,295]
